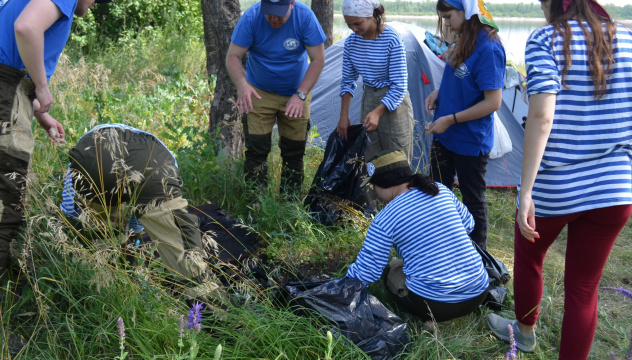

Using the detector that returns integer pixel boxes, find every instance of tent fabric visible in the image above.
[310,21,527,187]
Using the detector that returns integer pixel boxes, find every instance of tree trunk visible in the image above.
[312,0,334,49]
[201,0,244,159]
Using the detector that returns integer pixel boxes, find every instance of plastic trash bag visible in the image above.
[285,277,410,360]
[304,124,369,225]
[472,241,511,285]
[483,285,508,311]
[489,112,513,159]
[471,241,511,310]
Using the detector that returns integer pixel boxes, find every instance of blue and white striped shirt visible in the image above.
[524,21,632,216]
[60,124,177,234]
[347,184,489,303]
[340,25,408,112]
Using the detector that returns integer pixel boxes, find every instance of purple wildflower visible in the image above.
[178,315,185,337]
[117,316,126,349]
[505,324,517,360]
[601,287,632,301]
[611,353,618,360]
[188,301,204,333]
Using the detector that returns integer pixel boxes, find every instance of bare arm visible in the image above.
[285,43,326,118]
[517,93,556,241]
[14,0,63,115]
[225,42,260,114]
[426,88,503,134]
[337,93,353,140]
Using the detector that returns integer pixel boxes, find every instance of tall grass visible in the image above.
[3,9,631,360]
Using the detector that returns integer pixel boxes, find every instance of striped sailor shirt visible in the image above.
[524,21,632,216]
[347,184,490,303]
[340,25,408,112]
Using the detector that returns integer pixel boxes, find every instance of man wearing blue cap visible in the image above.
[226,0,326,196]
[0,0,111,275]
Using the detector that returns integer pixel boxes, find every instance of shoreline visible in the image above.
[334,13,632,23]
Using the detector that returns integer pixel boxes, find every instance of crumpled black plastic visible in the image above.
[285,277,410,360]
[471,241,511,286]
[304,124,369,225]
[471,241,511,310]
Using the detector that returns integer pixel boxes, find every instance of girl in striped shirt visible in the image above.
[347,150,489,323]
[487,0,632,357]
[337,0,415,163]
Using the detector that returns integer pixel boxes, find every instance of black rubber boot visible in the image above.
[243,131,272,190]
[279,136,306,197]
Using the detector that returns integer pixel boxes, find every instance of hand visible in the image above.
[233,83,261,115]
[516,194,539,242]
[336,115,351,140]
[285,95,305,118]
[363,111,380,132]
[424,89,439,114]
[425,115,451,134]
[34,86,53,115]
[35,112,65,143]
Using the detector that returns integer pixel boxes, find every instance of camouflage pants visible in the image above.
[69,128,208,280]
[0,64,35,271]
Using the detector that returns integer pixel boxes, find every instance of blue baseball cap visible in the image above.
[261,0,292,17]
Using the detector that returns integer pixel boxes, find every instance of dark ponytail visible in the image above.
[408,174,439,196]
[373,4,386,34]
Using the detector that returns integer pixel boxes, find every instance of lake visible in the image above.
[334,15,547,65]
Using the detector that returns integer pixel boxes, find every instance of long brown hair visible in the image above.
[436,0,501,69]
[544,0,615,99]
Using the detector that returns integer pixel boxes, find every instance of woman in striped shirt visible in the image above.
[337,0,414,163]
[347,150,489,323]
[487,0,632,357]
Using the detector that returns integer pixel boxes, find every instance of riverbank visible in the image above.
[334,13,632,24]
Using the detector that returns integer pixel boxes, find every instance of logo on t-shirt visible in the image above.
[284,38,300,51]
[455,63,470,79]
[0,0,9,7]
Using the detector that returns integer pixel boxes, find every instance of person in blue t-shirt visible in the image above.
[424,0,505,250]
[0,0,111,275]
[226,0,326,196]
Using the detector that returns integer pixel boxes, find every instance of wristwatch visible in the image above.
[295,91,307,101]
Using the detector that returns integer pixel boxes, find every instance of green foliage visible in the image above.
[70,0,203,55]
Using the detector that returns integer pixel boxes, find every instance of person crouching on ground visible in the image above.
[61,124,228,310]
[346,150,489,322]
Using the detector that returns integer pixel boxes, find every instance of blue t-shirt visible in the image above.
[230,1,326,95]
[0,0,77,82]
[434,30,506,156]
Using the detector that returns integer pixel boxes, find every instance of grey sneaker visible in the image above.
[487,313,536,353]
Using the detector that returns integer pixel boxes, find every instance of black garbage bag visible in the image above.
[285,277,410,360]
[482,285,508,311]
[472,241,511,285]
[304,125,369,225]
[470,241,511,310]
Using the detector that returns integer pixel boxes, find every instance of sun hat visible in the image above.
[360,150,411,188]
[261,0,293,17]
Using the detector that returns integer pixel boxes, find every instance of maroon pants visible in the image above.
[513,204,632,360]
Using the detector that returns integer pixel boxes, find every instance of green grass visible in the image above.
[3,15,631,360]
